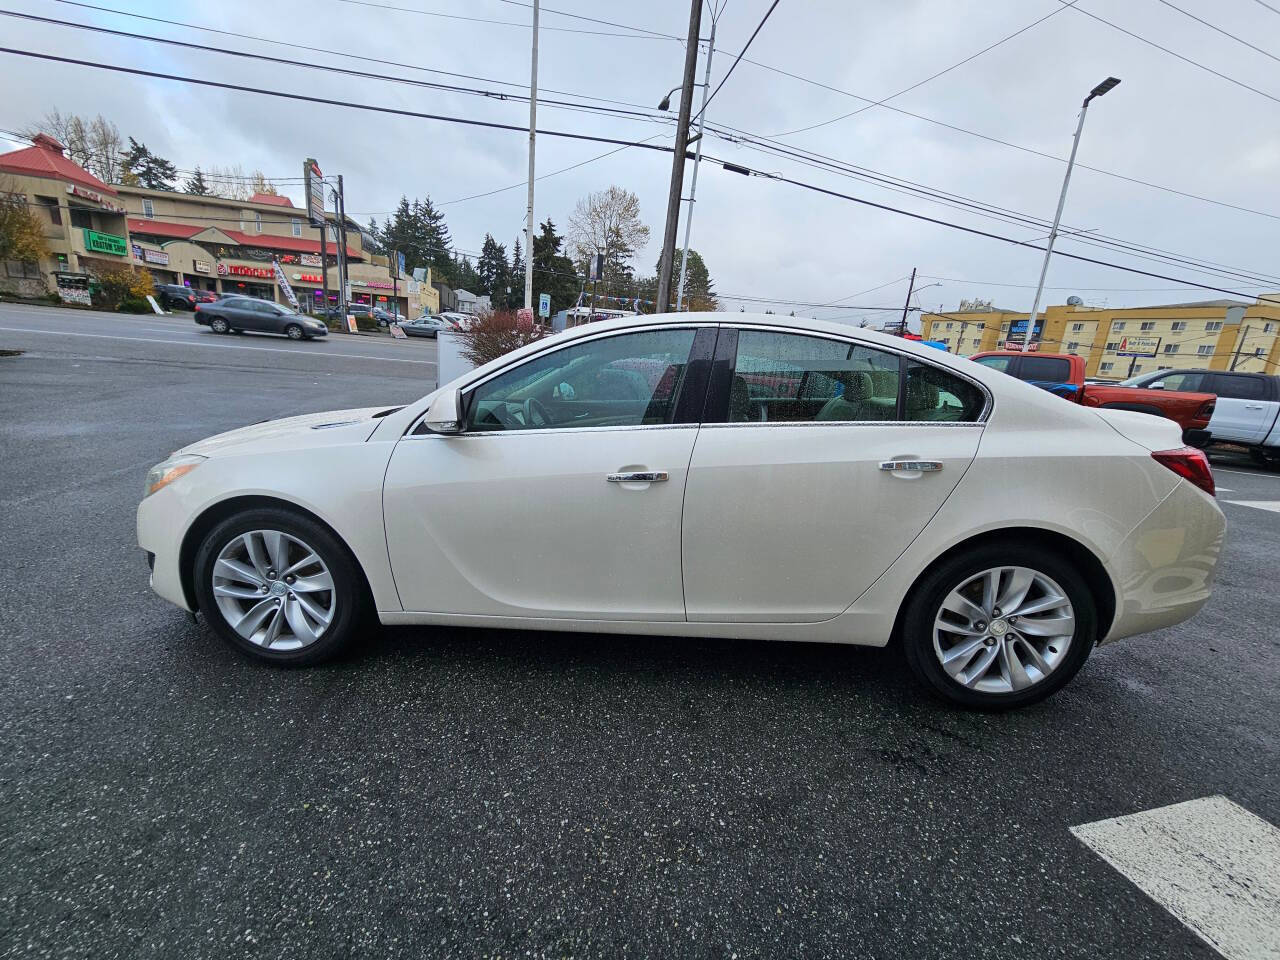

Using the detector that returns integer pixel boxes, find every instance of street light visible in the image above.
[1022,76,1120,351]
[656,86,681,111]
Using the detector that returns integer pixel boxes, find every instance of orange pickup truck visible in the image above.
[969,351,1217,441]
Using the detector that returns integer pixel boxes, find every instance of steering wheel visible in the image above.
[523,397,551,428]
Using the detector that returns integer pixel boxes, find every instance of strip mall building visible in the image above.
[1,133,438,317]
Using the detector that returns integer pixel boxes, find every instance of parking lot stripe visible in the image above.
[1223,501,1280,513]
[1071,796,1280,960]
[1214,468,1280,480]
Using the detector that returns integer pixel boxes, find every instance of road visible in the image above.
[2,303,1278,960]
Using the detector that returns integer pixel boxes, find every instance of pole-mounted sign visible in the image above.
[304,158,325,227]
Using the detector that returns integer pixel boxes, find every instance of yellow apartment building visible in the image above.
[922,297,1280,379]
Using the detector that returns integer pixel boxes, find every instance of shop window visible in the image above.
[291,218,301,237]
[142,198,154,218]
[35,195,61,225]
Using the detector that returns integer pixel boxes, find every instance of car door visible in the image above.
[681,327,986,623]
[382,325,715,620]
[1204,373,1274,443]
[228,299,267,331]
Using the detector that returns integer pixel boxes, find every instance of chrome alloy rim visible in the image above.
[211,530,335,651]
[932,566,1075,694]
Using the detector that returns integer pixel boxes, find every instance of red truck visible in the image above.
[969,351,1216,441]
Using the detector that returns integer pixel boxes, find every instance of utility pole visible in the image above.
[523,0,539,310]
[1024,77,1120,351]
[655,0,703,315]
[676,16,716,312]
[319,212,329,316]
[334,176,350,321]
[1231,324,1251,370]
[899,267,916,336]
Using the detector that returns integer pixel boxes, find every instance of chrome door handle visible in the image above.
[607,471,669,483]
[879,460,943,473]
[1245,404,1265,410]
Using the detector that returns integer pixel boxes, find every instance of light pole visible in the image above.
[523,0,539,311]
[672,17,716,311]
[1023,76,1120,351]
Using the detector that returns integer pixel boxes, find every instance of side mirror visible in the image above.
[1148,381,1165,390]
[423,388,464,434]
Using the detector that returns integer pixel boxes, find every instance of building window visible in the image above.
[291,218,301,237]
[1071,322,1084,332]
[1131,364,1144,373]
[69,208,92,229]
[142,198,154,219]
[255,211,262,233]
[34,195,62,225]
[1105,341,1119,351]
[1163,343,1179,354]
[1066,341,1079,352]
[1100,362,1114,373]
[1157,365,1172,371]
[1205,321,1222,332]
[1140,321,1155,331]
[1113,321,1126,331]
[1197,344,1214,356]
[1171,321,1186,332]
[1265,322,1274,333]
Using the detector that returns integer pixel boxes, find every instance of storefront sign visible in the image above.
[218,263,274,279]
[55,273,92,306]
[66,183,126,213]
[193,260,210,274]
[291,273,322,283]
[83,228,127,256]
[1116,335,1160,358]
[305,158,325,226]
[143,248,169,266]
[301,254,322,267]
[273,260,299,309]
[365,280,394,289]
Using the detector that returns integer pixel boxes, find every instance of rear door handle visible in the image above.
[1245,404,1265,410]
[607,471,669,482]
[879,460,943,473]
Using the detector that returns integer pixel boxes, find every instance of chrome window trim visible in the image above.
[698,420,986,430]
[404,422,698,440]
[727,321,994,423]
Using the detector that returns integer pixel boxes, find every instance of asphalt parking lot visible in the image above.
[1,304,1278,959]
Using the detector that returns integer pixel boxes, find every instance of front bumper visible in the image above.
[137,486,194,612]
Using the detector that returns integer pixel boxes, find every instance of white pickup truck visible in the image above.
[1120,368,1280,467]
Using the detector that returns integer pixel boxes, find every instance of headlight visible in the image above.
[143,454,206,497]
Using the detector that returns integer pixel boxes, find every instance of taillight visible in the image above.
[1152,446,1215,497]
[1197,400,1215,421]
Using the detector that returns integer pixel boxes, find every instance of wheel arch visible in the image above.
[178,494,374,612]
[889,526,1117,646]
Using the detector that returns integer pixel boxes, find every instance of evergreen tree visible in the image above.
[451,254,480,293]
[476,234,510,302]
[183,166,210,195]
[364,217,386,256]
[508,237,525,309]
[532,218,580,314]
[655,248,718,311]
[122,137,177,190]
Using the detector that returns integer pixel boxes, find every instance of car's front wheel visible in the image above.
[193,509,369,665]
[285,323,304,340]
[902,543,1096,709]
[208,316,229,334]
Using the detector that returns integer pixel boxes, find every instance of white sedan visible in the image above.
[138,314,1225,708]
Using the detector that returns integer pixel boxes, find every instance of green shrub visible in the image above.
[116,296,151,314]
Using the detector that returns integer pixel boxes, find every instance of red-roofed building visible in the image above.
[0,133,133,300]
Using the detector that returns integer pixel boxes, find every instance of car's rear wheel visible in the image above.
[902,543,1096,709]
[285,323,304,340]
[193,508,369,665]
[208,316,229,334]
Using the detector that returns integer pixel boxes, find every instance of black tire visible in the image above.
[1249,447,1280,470]
[193,508,371,666]
[901,542,1098,710]
[285,323,304,340]
[208,316,229,334]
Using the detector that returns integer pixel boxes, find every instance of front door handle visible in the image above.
[607,471,669,483]
[879,460,943,473]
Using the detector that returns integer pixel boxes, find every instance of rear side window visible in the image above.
[904,362,986,422]
[1210,374,1266,400]
[725,330,901,423]
[1017,357,1072,383]
[973,355,1012,372]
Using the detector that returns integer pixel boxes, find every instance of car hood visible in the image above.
[175,406,403,457]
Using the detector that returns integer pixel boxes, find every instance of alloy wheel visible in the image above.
[211,529,335,651]
[932,566,1075,695]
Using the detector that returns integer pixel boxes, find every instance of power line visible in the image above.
[1150,0,1280,64]
[325,0,672,39]
[1056,0,1280,105]
[918,274,1272,292]
[699,0,782,116]
[770,1,1077,138]
[1251,0,1280,15]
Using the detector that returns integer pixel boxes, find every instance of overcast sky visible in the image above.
[3,0,1278,326]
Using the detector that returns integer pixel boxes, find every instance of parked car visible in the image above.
[156,284,216,311]
[194,296,328,340]
[1119,368,1280,467]
[139,314,1224,709]
[438,311,474,331]
[969,351,1217,442]
[370,307,406,327]
[395,316,450,338]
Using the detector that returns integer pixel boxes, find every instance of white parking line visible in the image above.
[1072,796,1280,960]
[1215,468,1280,480]
[0,326,435,365]
[1223,500,1280,513]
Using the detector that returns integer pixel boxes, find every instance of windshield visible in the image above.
[1118,372,1152,386]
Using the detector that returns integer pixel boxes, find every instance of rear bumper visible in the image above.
[1102,480,1226,643]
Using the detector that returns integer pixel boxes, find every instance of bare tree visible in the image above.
[250,170,279,197]
[566,186,649,295]
[204,164,252,201]
[22,109,88,168]
[21,110,124,184]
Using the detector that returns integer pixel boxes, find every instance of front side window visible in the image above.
[726,330,900,423]
[1153,372,1204,391]
[973,355,1012,372]
[466,328,696,432]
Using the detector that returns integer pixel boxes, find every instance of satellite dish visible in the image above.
[1066,295,1084,306]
